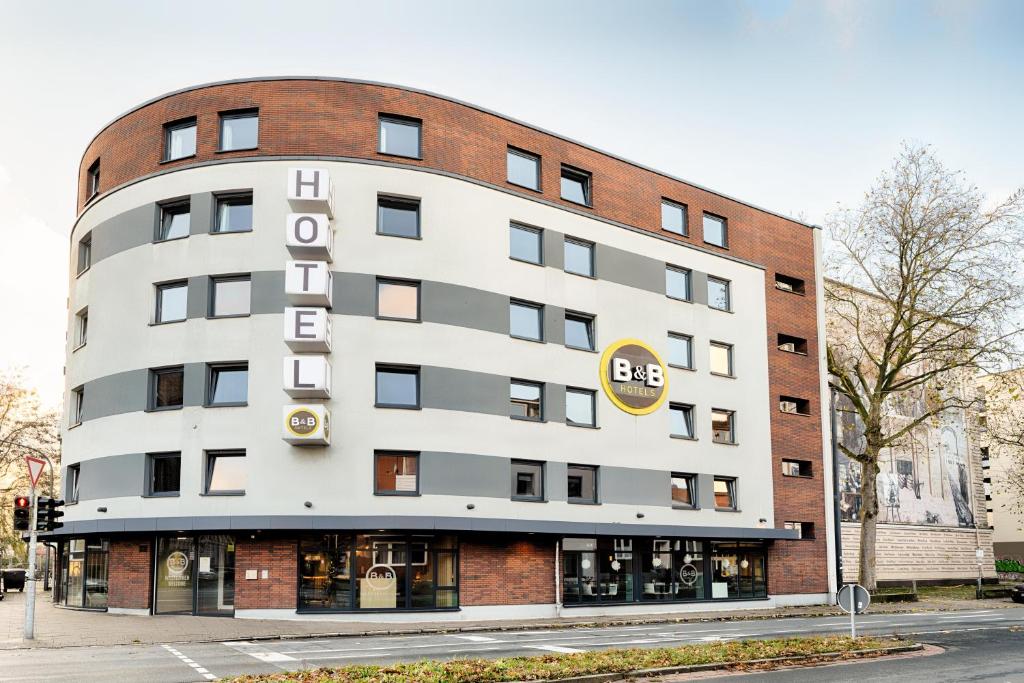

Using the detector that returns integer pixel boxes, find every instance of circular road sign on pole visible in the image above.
[837,584,871,614]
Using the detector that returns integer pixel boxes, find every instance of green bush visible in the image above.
[996,558,1024,573]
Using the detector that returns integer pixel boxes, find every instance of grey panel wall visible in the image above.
[420,366,510,417]
[91,203,157,262]
[542,228,565,270]
[697,473,716,510]
[602,467,672,506]
[419,451,510,498]
[81,369,149,421]
[544,305,566,346]
[186,276,209,319]
[421,281,509,335]
[80,453,146,501]
[597,244,667,293]
[189,192,215,235]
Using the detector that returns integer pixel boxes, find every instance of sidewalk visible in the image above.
[0,590,1015,650]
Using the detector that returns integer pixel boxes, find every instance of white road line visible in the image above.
[526,645,587,653]
[222,640,298,663]
[162,644,217,681]
[451,635,498,642]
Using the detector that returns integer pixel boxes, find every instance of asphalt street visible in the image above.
[1,607,1022,682]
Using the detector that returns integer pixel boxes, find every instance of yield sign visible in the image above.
[25,456,46,487]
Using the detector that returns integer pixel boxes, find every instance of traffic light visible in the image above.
[13,495,30,532]
[36,497,65,532]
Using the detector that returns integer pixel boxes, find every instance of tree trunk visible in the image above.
[858,454,881,592]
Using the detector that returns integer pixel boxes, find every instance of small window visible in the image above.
[782,459,813,477]
[510,300,543,341]
[77,233,92,274]
[74,308,88,348]
[163,119,197,161]
[780,396,811,415]
[703,213,728,248]
[378,115,421,158]
[784,521,815,539]
[777,333,808,354]
[661,200,688,235]
[377,196,420,239]
[148,452,181,496]
[712,409,735,444]
[375,365,420,408]
[707,277,731,311]
[215,193,253,233]
[560,165,591,206]
[219,109,259,151]
[375,451,420,495]
[666,266,692,301]
[67,464,81,503]
[157,200,191,241]
[671,473,696,507]
[566,388,596,427]
[670,403,695,439]
[507,147,540,190]
[714,477,737,510]
[564,238,594,277]
[87,159,100,198]
[205,450,246,494]
[567,465,597,504]
[509,223,543,264]
[155,281,188,323]
[70,387,84,426]
[667,333,693,369]
[376,279,420,321]
[206,363,248,406]
[149,366,184,410]
[511,460,544,501]
[709,342,734,376]
[510,380,543,421]
[564,312,595,351]
[775,273,806,295]
[210,275,251,317]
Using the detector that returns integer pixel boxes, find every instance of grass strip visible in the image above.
[229,635,900,682]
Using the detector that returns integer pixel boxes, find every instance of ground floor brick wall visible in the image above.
[234,537,298,610]
[767,538,829,595]
[460,535,555,606]
[107,538,152,610]
[841,522,996,581]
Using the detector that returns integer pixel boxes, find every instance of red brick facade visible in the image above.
[234,537,298,610]
[460,536,556,606]
[107,538,152,610]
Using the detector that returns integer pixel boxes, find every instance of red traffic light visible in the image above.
[14,496,30,508]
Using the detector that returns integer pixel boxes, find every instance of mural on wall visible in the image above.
[836,383,975,528]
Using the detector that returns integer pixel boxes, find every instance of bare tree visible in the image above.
[980,370,1024,527]
[825,143,1024,590]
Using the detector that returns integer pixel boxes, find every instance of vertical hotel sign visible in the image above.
[282,168,334,446]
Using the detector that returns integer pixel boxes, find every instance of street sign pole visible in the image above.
[24,485,37,640]
[838,584,870,639]
[850,585,856,638]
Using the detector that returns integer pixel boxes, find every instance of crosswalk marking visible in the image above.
[223,640,298,662]
[451,635,498,642]
[526,644,586,653]
[161,644,217,680]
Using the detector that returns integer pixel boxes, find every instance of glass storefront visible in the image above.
[58,538,109,609]
[154,535,235,616]
[563,537,766,605]
[299,534,457,611]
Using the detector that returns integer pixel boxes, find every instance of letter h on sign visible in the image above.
[287,168,335,217]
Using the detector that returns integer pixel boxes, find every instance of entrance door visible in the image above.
[154,535,235,616]
[155,536,195,614]
[196,535,235,616]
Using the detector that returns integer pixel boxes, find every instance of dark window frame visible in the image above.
[667,332,694,370]
[77,232,92,275]
[707,276,732,312]
[67,464,81,504]
[162,117,197,162]
[74,307,88,349]
[155,198,191,242]
[661,199,689,236]
[148,365,185,412]
[375,277,421,322]
[709,341,735,377]
[666,265,692,302]
[510,379,544,422]
[217,108,259,152]
[204,449,247,495]
[376,195,421,239]
[213,191,254,234]
[563,237,595,277]
[669,402,696,440]
[377,114,423,159]
[374,364,421,409]
[559,164,592,207]
[208,273,252,319]
[511,459,545,502]
[713,476,738,510]
[565,387,597,428]
[779,396,811,416]
[712,408,736,444]
[509,299,544,342]
[774,273,806,295]
[702,212,729,248]
[564,311,596,351]
[567,464,599,505]
[155,280,188,324]
[205,362,249,408]
[87,159,100,199]
[777,333,808,355]
[146,451,182,497]
[509,222,544,265]
[784,521,815,539]
[373,451,421,496]
[671,472,698,509]
[506,146,541,191]
[70,386,84,427]
[781,459,813,478]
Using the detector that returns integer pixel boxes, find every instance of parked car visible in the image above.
[1012,584,1024,604]
[2,568,26,592]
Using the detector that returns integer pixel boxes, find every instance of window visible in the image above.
[149,366,184,410]
[77,233,92,274]
[148,453,181,496]
[376,279,420,321]
[378,115,421,158]
[667,333,693,369]
[784,521,815,539]
[782,459,813,477]
[74,308,88,348]
[206,363,248,406]
[564,312,595,351]
[777,333,808,354]
[703,213,728,248]
[567,465,597,504]
[661,200,687,235]
[507,147,540,190]
[780,396,811,415]
[205,450,246,494]
[560,165,591,205]
[666,266,691,301]
[671,473,696,507]
[64,464,81,504]
[712,409,735,444]
[215,193,253,233]
[774,273,805,294]
[375,452,419,495]
[155,281,188,323]
[377,196,420,238]
[709,342,734,376]
[509,300,543,341]
[210,275,251,317]
[375,365,420,408]
[714,477,737,510]
[566,388,596,427]
[70,387,84,426]
[670,403,695,439]
[707,277,731,311]
[87,159,100,198]
[157,200,190,241]
[509,223,542,264]
[163,118,196,161]
[564,238,594,277]
[511,460,544,501]
[510,380,543,420]
[219,109,258,151]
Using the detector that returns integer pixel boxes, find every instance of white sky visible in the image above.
[0,0,1021,408]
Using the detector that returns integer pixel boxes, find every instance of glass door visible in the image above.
[155,537,195,614]
[196,535,235,616]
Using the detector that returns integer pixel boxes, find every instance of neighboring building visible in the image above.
[979,370,1024,561]
[54,77,832,619]
[827,280,995,583]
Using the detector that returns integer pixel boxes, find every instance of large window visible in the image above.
[206,363,248,406]
[712,409,735,444]
[714,477,737,510]
[377,196,420,238]
[565,312,595,351]
[510,300,543,341]
[507,147,540,190]
[210,275,251,317]
[59,538,108,609]
[205,450,247,494]
[666,266,691,301]
[375,452,419,495]
[710,541,766,599]
[670,403,695,439]
[157,200,190,241]
[709,342,734,376]
[511,460,544,501]
[149,366,184,410]
[565,388,596,427]
[378,115,421,158]
[219,109,259,151]
[147,452,181,496]
[668,333,693,369]
[153,535,235,616]
[560,165,592,206]
[561,537,634,603]
[215,193,253,233]
[708,277,731,311]
[510,223,543,264]
[564,238,595,277]
[671,473,696,507]
[510,380,543,420]
[703,213,728,248]
[376,279,420,321]
[661,200,688,235]
[155,281,188,323]
[567,465,598,504]
[163,118,196,161]
[375,365,420,408]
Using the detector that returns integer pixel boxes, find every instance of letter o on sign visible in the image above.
[599,338,669,415]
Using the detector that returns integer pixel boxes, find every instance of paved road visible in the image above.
[1,607,1022,682]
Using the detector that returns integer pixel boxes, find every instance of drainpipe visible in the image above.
[554,540,562,617]
[830,385,844,598]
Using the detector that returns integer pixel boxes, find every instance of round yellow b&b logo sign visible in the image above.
[599,338,668,415]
